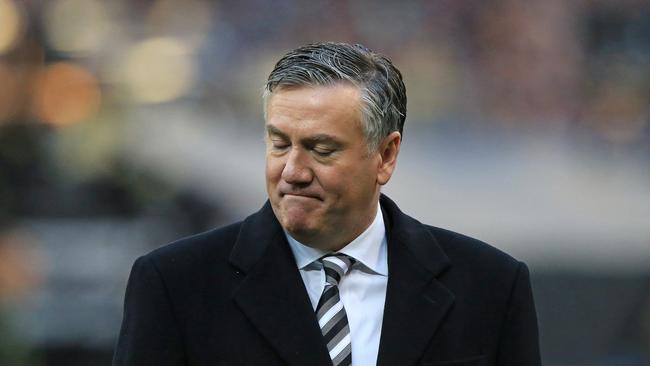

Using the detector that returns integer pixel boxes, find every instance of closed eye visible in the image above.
[272,142,290,149]
[270,138,290,149]
[313,148,335,157]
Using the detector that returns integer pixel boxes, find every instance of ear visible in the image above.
[376,131,401,185]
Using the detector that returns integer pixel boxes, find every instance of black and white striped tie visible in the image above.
[316,254,356,366]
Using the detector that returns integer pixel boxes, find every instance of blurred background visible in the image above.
[0,0,648,365]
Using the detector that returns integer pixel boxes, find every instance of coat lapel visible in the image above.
[377,195,455,366]
[229,202,332,366]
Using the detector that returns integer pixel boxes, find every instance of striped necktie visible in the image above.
[316,253,356,366]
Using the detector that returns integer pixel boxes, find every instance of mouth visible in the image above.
[281,192,322,201]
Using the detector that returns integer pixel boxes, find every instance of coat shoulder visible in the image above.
[381,194,523,273]
[426,225,523,276]
[141,221,244,272]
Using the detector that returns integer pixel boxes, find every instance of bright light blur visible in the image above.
[33,62,101,127]
[0,0,22,54]
[45,0,111,55]
[147,0,214,50]
[122,37,195,104]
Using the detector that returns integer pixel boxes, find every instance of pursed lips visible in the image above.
[281,192,322,201]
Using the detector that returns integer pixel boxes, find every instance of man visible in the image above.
[113,42,541,366]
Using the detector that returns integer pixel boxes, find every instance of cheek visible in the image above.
[338,163,377,196]
[318,165,367,195]
[265,157,283,182]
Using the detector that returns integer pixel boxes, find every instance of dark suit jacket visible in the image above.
[112,195,541,366]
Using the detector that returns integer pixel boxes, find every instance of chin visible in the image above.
[271,198,326,239]
[280,201,316,222]
[282,217,315,236]
[280,214,321,240]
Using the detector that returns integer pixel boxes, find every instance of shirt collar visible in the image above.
[284,202,388,276]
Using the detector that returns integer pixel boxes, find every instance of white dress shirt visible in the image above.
[285,204,388,366]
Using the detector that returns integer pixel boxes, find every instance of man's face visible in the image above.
[265,84,385,250]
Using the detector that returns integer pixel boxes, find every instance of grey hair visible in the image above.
[263,42,406,152]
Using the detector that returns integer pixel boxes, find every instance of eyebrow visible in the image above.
[266,124,288,139]
[266,124,344,148]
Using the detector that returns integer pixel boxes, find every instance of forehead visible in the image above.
[265,84,362,128]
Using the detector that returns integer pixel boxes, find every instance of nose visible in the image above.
[281,148,313,185]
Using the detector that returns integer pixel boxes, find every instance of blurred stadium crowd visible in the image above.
[0,0,649,365]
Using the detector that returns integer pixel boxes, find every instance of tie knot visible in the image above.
[319,254,356,286]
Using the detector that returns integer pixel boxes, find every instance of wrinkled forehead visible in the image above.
[264,83,362,118]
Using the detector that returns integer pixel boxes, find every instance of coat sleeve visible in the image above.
[496,262,542,366]
[112,255,187,366]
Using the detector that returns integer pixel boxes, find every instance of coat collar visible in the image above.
[379,194,450,277]
[228,196,451,275]
[229,195,454,366]
[228,200,281,274]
